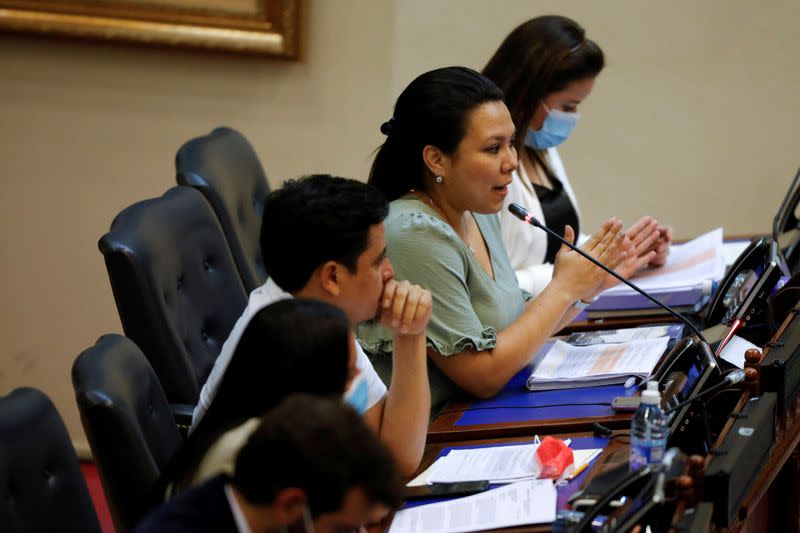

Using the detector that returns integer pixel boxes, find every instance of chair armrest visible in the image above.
[170,403,196,438]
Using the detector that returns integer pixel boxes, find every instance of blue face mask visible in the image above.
[344,373,369,414]
[524,103,579,150]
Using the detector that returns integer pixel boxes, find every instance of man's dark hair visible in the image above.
[260,175,389,293]
[233,394,404,516]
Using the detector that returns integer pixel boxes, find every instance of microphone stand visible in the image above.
[507,203,708,344]
[662,370,744,455]
[509,202,739,455]
[663,372,744,416]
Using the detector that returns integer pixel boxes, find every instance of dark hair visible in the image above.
[155,299,351,500]
[260,174,389,293]
[234,394,404,515]
[483,15,604,180]
[369,67,505,201]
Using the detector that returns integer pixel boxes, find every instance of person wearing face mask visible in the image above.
[135,394,404,533]
[484,15,672,296]
[343,368,370,414]
[192,175,432,478]
[155,299,362,499]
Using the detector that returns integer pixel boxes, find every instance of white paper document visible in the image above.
[428,444,539,484]
[527,337,669,390]
[719,335,760,368]
[601,228,725,295]
[409,445,601,485]
[388,479,557,533]
[722,241,752,267]
[566,325,671,346]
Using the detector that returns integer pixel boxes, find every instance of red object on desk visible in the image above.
[536,436,574,478]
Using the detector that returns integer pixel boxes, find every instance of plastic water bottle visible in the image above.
[629,381,668,471]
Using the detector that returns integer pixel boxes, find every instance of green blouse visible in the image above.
[358,196,530,413]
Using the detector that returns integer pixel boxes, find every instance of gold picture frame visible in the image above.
[0,0,301,59]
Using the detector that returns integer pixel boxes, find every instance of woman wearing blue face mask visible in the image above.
[154,298,355,501]
[484,15,672,296]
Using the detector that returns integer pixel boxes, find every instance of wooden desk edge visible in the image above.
[428,413,631,443]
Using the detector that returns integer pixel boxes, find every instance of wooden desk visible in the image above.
[427,323,683,443]
[713,398,800,532]
[428,399,632,444]
[563,234,759,332]
[564,314,680,333]
[395,432,629,533]
[426,325,685,443]
[427,377,635,443]
[714,308,800,532]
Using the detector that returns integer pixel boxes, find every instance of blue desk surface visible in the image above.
[404,436,608,512]
[440,325,683,428]
[453,373,636,427]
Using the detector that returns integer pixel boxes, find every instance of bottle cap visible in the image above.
[641,381,661,404]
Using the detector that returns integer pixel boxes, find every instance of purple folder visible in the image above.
[590,288,705,310]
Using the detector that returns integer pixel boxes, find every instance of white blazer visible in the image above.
[498,147,588,296]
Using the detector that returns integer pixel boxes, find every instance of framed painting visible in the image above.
[0,0,301,59]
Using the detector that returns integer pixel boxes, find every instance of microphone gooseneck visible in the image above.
[722,368,746,385]
[507,203,708,344]
[663,369,745,415]
[653,447,682,504]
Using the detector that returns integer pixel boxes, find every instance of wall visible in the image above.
[393,0,800,236]
[0,0,798,454]
[0,0,395,455]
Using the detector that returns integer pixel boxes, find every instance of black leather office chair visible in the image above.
[0,387,102,533]
[99,186,249,406]
[73,334,183,532]
[176,126,271,292]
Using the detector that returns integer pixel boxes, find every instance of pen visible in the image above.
[566,461,590,481]
[624,375,640,389]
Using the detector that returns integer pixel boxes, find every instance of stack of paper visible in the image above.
[389,479,557,533]
[426,444,540,484]
[586,227,725,317]
[718,335,760,368]
[407,443,602,486]
[722,241,752,267]
[526,337,670,391]
[398,443,604,532]
[566,325,671,346]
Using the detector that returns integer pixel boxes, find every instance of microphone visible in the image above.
[652,447,682,503]
[507,203,708,344]
[664,369,745,415]
[611,447,684,532]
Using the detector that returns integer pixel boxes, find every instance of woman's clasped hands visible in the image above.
[550,217,628,303]
[550,215,672,302]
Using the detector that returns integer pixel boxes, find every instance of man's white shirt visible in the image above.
[224,483,253,533]
[191,278,387,433]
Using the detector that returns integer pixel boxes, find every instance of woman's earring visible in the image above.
[435,175,444,184]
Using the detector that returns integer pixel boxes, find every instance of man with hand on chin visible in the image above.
[192,174,432,476]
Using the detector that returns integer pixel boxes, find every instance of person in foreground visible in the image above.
[135,394,403,533]
[192,175,432,476]
[156,299,354,498]
[359,66,632,412]
[484,15,671,295]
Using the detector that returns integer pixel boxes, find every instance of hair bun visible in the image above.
[380,117,395,136]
